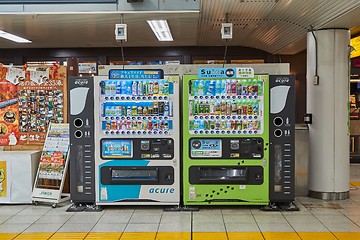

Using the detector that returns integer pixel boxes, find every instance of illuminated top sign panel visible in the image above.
[109,69,164,79]
[0,0,117,3]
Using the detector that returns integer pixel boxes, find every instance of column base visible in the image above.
[309,190,349,200]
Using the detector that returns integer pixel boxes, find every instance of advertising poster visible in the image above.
[0,66,19,146]
[36,123,69,190]
[0,161,7,198]
[17,64,66,145]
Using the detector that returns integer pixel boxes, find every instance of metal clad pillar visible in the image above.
[307,29,350,200]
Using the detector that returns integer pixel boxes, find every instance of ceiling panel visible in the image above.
[0,0,360,54]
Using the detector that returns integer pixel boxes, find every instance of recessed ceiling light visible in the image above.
[0,30,32,43]
[147,20,173,42]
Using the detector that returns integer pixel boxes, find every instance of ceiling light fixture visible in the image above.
[147,20,173,41]
[0,30,32,43]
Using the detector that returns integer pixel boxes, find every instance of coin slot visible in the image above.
[74,118,83,128]
[74,130,83,138]
[273,117,283,127]
[274,129,283,138]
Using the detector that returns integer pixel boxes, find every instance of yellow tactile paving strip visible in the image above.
[350,181,360,187]
[0,232,359,240]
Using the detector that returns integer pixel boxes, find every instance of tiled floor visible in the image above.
[1,165,360,239]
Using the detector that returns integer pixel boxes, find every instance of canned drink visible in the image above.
[148,81,154,95]
[204,120,209,130]
[194,120,199,130]
[253,120,258,130]
[164,120,169,131]
[127,120,132,130]
[137,121,143,130]
[247,105,253,115]
[226,120,231,130]
[132,106,137,116]
[237,120,242,130]
[242,120,248,130]
[220,100,226,115]
[215,80,222,95]
[164,102,169,116]
[153,81,159,94]
[132,81,137,96]
[253,101,259,115]
[215,100,221,115]
[163,80,169,95]
[215,121,220,130]
[210,120,215,130]
[231,120,236,130]
[137,106,143,116]
[231,80,237,95]
[198,80,205,96]
[148,120,153,130]
[160,120,165,130]
[199,120,205,130]
[248,120,252,130]
[226,80,231,94]
[137,81,143,96]
[132,120,137,130]
[210,100,215,115]
[153,120,158,130]
[242,85,248,95]
[143,120,148,130]
[111,121,116,130]
[231,100,237,115]
[226,101,231,115]
[127,106,131,116]
[220,120,226,130]
[189,120,194,130]
[242,105,247,115]
[153,102,159,115]
[236,81,242,95]
[143,106,148,116]
[159,101,164,116]
[105,120,111,130]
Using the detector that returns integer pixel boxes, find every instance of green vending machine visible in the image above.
[183,67,269,206]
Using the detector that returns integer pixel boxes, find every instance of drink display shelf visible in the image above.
[189,129,261,135]
[189,115,260,120]
[101,115,172,121]
[100,95,169,101]
[188,95,260,100]
[102,130,171,136]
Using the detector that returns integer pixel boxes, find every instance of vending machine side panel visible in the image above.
[68,76,95,204]
[269,75,296,203]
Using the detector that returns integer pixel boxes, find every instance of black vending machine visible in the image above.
[67,76,98,211]
[267,74,297,210]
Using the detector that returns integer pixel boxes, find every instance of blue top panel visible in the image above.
[198,68,236,79]
[109,69,164,80]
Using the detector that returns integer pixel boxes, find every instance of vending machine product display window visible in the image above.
[182,68,270,205]
[93,70,180,205]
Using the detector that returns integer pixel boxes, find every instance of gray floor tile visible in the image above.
[35,215,72,224]
[284,214,321,223]
[315,213,350,223]
[257,222,294,232]
[0,223,31,233]
[91,223,126,232]
[158,222,191,232]
[24,223,63,233]
[98,214,132,224]
[5,215,42,224]
[225,222,260,232]
[193,213,223,223]
[16,207,50,216]
[124,223,159,232]
[221,208,253,215]
[193,222,226,232]
[0,215,11,224]
[58,223,95,232]
[323,222,360,232]
[253,214,288,223]
[160,212,191,223]
[129,214,161,224]
[290,221,329,232]
[222,214,256,223]
[67,214,102,224]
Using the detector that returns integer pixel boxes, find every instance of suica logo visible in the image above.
[275,77,289,84]
[74,79,89,86]
[149,187,175,194]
